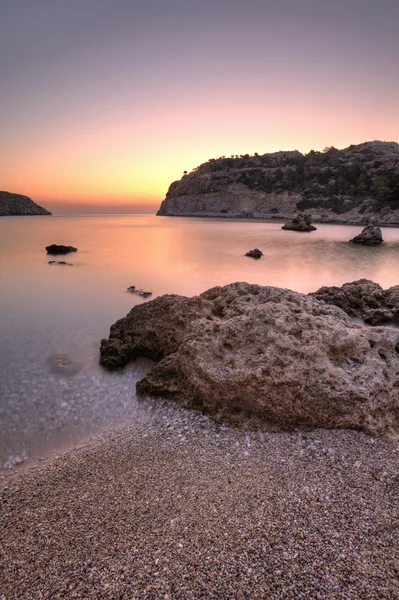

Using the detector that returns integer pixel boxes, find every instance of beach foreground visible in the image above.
[1,401,398,599]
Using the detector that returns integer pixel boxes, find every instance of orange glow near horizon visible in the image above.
[2,3,398,207]
[3,93,398,206]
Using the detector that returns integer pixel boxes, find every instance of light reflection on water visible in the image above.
[0,214,398,466]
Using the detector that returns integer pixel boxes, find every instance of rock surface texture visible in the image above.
[157,141,399,225]
[100,282,399,435]
[46,244,77,255]
[312,279,399,325]
[0,191,51,216]
[350,225,384,245]
[282,212,317,231]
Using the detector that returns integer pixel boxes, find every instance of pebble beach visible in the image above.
[1,401,398,599]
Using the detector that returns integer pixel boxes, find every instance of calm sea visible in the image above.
[1,214,399,467]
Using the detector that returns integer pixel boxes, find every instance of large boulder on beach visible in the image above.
[350,225,383,245]
[311,279,399,325]
[100,282,399,435]
[282,213,317,231]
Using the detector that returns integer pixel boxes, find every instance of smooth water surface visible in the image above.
[1,214,399,466]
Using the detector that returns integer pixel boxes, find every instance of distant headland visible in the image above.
[157,141,399,225]
[0,191,51,216]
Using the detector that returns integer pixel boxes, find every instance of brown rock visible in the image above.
[350,225,383,245]
[100,282,399,435]
[311,279,399,325]
[282,213,317,231]
[245,248,263,259]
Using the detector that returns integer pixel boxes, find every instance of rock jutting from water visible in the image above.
[46,244,78,255]
[311,279,399,325]
[48,260,73,266]
[245,248,263,259]
[0,191,51,216]
[282,212,317,231]
[127,286,152,298]
[350,225,384,245]
[100,282,399,436]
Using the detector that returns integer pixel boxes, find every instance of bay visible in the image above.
[1,214,398,467]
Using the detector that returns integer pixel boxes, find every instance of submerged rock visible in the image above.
[48,260,73,266]
[245,248,263,259]
[311,279,399,325]
[100,282,399,435]
[127,286,152,298]
[282,213,317,231]
[350,225,383,245]
[46,244,77,255]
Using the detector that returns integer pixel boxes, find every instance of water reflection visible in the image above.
[1,214,399,466]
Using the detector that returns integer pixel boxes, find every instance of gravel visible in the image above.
[1,400,399,599]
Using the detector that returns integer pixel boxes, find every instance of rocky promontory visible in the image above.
[0,191,51,216]
[100,281,399,436]
[157,141,399,225]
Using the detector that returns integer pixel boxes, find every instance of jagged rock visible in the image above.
[282,213,317,231]
[100,282,399,435]
[157,141,399,225]
[46,244,77,255]
[311,279,399,325]
[350,225,383,245]
[48,261,73,266]
[0,191,51,216]
[245,248,263,259]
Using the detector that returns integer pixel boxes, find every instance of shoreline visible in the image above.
[155,213,399,228]
[2,400,399,599]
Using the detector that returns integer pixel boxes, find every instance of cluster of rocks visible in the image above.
[100,280,399,436]
[245,248,263,259]
[282,213,317,231]
[127,286,152,298]
[311,279,399,325]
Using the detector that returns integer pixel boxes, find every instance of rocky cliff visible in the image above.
[157,141,399,224]
[0,191,51,216]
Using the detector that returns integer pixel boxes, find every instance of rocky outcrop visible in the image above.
[127,286,152,298]
[311,279,399,325]
[350,225,383,245]
[46,245,77,255]
[48,261,73,266]
[282,213,316,231]
[245,248,263,259]
[100,282,399,435]
[157,141,399,225]
[0,191,51,216]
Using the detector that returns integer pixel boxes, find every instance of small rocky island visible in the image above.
[0,191,51,216]
[100,280,399,436]
[157,141,399,225]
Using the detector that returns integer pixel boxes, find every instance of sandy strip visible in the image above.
[1,401,399,599]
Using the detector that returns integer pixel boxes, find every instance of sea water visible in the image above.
[1,214,398,466]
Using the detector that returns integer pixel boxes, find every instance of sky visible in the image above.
[1,0,399,213]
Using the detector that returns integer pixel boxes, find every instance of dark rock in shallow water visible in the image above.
[282,213,317,231]
[46,244,77,255]
[100,282,399,435]
[0,191,51,216]
[245,248,263,259]
[311,279,399,325]
[127,286,152,298]
[48,260,73,266]
[350,225,383,245]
